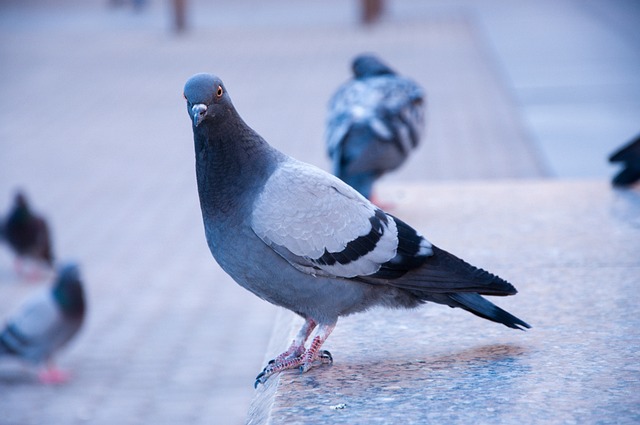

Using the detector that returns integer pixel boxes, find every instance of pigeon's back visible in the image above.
[326,62,425,199]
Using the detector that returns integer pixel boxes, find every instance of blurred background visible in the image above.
[0,0,639,424]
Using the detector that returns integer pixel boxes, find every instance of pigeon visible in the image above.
[1,191,54,275]
[609,133,640,187]
[326,54,425,202]
[183,73,529,388]
[0,263,85,383]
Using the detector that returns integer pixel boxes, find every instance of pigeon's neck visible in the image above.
[53,282,85,318]
[8,206,30,224]
[193,115,282,221]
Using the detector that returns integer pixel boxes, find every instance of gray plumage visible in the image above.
[0,263,85,377]
[184,73,529,387]
[326,54,425,200]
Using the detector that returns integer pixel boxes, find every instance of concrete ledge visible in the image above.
[248,179,640,424]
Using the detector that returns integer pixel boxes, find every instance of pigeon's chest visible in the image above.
[202,217,290,297]
[202,213,255,270]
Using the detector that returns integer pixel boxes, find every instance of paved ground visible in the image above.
[0,0,638,424]
[250,180,640,424]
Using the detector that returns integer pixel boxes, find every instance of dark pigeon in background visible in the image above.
[1,191,54,275]
[326,54,425,202]
[0,263,85,383]
[609,133,640,187]
[183,73,529,388]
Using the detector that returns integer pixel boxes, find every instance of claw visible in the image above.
[254,371,267,389]
[319,350,333,363]
[260,359,276,374]
[299,349,334,373]
[254,321,336,388]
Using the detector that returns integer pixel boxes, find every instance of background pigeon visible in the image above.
[184,73,529,388]
[1,191,54,276]
[0,263,85,383]
[326,54,425,202]
[609,133,640,187]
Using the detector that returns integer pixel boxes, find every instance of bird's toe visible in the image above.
[319,350,333,364]
[254,371,268,389]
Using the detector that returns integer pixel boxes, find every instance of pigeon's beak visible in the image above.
[191,104,208,127]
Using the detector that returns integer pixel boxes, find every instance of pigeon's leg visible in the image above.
[254,320,336,387]
[299,323,336,373]
[370,192,395,211]
[14,258,48,282]
[13,257,24,276]
[38,363,70,384]
[272,318,317,365]
[254,319,316,387]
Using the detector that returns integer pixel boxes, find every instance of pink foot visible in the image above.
[14,258,52,282]
[38,368,71,384]
[370,193,395,211]
[254,322,335,388]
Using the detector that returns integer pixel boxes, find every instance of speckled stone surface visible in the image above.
[247,180,640,425]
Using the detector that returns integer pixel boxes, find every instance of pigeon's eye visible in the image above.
[183,93,188,102]
[216,86,224,98]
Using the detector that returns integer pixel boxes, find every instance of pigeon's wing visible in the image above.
[0,291,69,363]
[326,80,368,157]
[252,160,517,296]
[372,75,425,154]
[326,76,425,174]
[252,160,432,278]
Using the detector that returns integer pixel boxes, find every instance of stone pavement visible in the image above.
[0,0,638,424]
[248,180,640,424]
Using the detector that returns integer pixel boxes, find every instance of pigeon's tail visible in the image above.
[390,245,519,297]
[446,292,531,330]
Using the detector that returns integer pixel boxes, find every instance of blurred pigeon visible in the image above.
[326,54,425,202]
[0,263,85,383]
[1,191,54,275]
[183,73,529,388]
[609,133,640,187]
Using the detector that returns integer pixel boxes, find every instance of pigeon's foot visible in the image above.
[254,322,336,388]
[370,192,395,211]
[254,344,333,388]
[38,367,70,384]
[14,258,53,283]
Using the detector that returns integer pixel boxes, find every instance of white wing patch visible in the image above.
[251,159,399,278]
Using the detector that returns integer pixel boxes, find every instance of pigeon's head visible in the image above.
[53,262,85,317]
[183,73,231,128]
[13,190,28,209]
[352,54,396,79]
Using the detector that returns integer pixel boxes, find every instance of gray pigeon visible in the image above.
[609,133,640,187]
[326,54,425,201]
[0,263,85,383]
[183,73,529,388]
[1,191,54,274]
